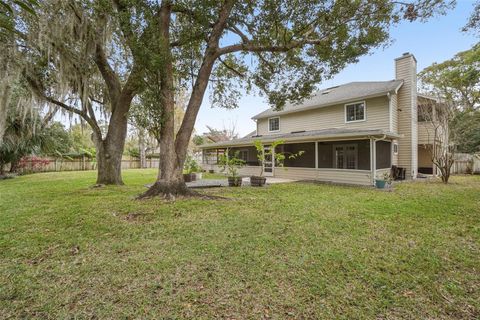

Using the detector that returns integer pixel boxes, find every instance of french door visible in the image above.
[334,144,358,169]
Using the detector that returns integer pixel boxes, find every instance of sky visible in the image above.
[194,1,480,138]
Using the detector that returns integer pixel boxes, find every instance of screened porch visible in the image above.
[201,139,393,185]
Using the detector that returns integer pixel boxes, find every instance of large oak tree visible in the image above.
[15,0,156,185]
[126,0,451,197]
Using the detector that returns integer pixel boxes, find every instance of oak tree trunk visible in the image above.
[139,3,191,198]
[95,139,124,185]
[139,1,232,198]
[93,95,131,185]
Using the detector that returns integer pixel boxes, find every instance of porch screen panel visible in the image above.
[375,141,392,169]
[203,149,223,164]
[318,140,370,170]
[345,145,357,169]
[281,142,315,168]
[228,147,260,166]
[317,143,334,168]
[335,146,345,168]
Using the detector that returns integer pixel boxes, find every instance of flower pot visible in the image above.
[183,173,196,182]
[209,169,214,174]
[250,175,266,187]
[375,179,386,189]
[228,176,242,187]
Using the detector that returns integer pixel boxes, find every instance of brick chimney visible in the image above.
[395,53,418,179]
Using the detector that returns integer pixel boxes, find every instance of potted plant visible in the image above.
[250,140,304,187]
[192,161,203,180]
[375,171,392,189]
[218,151,246,187]
[183,156,198,182]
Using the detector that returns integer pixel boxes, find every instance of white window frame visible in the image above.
[345,101,366,123]
[333,144,358,170]
[268,117,280,132]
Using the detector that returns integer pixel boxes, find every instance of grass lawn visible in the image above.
[0,170,479,319]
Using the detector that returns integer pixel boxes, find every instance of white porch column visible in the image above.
[315,141,318,169]
[370,138,377,185]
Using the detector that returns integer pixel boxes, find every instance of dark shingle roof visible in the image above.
[252,80,403,119]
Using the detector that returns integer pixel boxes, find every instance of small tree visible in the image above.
[218,151,245,178]
[418,99,456,183]
[183,155,200,174]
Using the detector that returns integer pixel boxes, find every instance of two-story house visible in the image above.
[200,53,440,186]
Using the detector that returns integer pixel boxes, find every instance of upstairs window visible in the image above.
[268,117,280,132]
[345,102,366,122]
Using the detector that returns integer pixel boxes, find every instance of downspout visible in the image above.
[387,92,393,132]
[369,134,387,185]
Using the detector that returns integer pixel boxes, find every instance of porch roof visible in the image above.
[199,128,400,149]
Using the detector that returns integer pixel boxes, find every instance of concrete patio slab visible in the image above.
[186,177,297,188]
[145,177,297,189]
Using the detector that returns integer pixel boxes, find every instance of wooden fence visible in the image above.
[13,157,160,174]
[8,153,480,175]
[451,153,480,174]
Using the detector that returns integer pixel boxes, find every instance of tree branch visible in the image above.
[41,106,59,128]
[171,4,215,29]
[218,56,245,78]
[93,18,122,107]
[217,37,326,56]
[227,24,250,43]
[44,96,102,137]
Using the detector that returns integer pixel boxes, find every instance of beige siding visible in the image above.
[238,166,262,176]
[275,167,373,185]
[316,169,371,185]
[418,122,435,144]
[396,54,418,179]
[205,165,372,186]
[273,167,318,180]
[257,96,390,135]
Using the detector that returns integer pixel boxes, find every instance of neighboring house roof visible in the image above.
[242,130,257,138]
[200,128,401,149]
[252,80,403,120]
